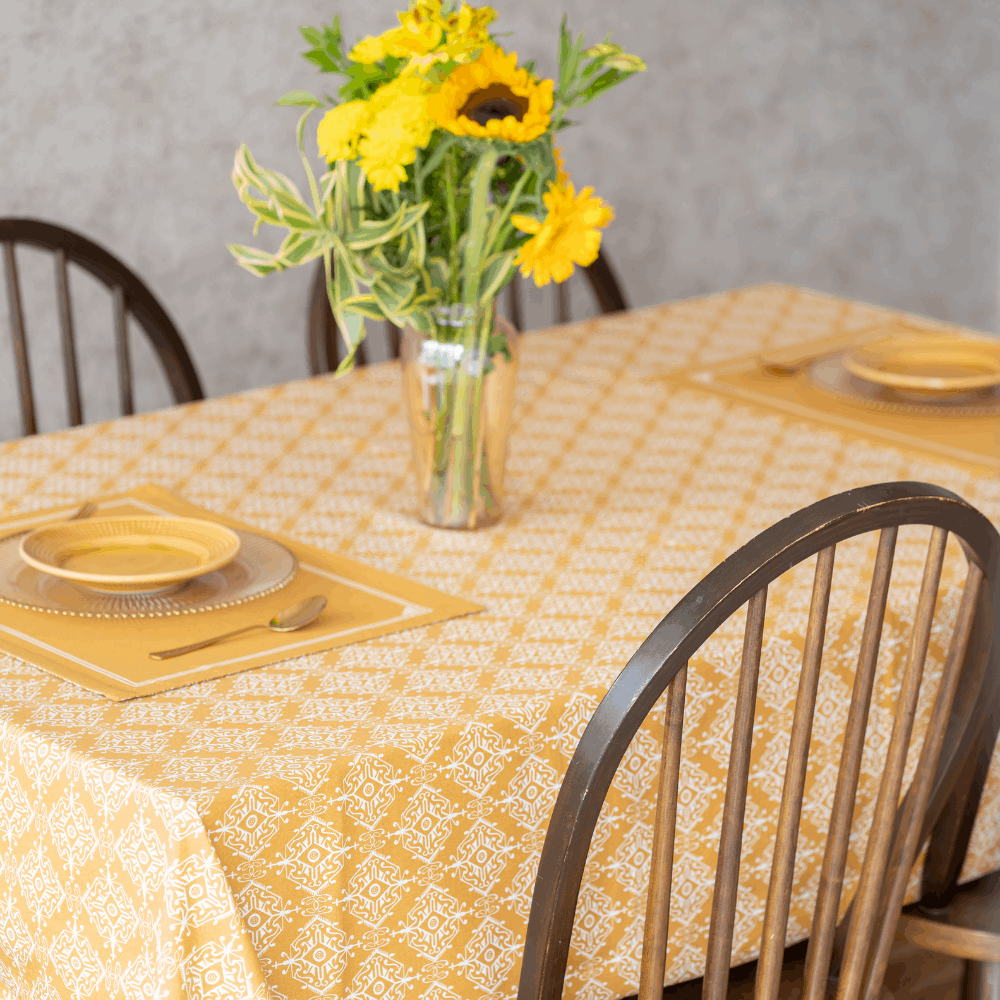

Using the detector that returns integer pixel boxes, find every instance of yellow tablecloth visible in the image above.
[0,284,997,1000]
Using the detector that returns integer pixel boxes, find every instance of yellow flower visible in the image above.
[316,100,370,161]
[358,126,415,191]
[318,76,434,193]
[552,145,569,185]
[350,2,494,69]
[349,32,394,65]
[428,43,553,143]
[511,182,615,286]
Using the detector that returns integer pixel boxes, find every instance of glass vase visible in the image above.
[400,303,519,529]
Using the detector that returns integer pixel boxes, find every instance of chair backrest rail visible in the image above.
[112,285,134,416]
[802,527,899,1000]
[836,526,949,999]
[556,281,570,325]
[3,242,36,436]
[756,545,837,1000]
[861,560,984,998]
[637,662,688,1000]
[54,249,83,427]
[703,586,769,1000]
[0,219,203,435]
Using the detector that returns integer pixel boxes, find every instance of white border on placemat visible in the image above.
[0,496,432,690]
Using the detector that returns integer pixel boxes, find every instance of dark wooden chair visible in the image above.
[306,249,629,374]
[518,481,999,1000]
[1,218,204,436]
[895,655,1000,999]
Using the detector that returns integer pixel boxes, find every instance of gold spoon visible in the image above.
[149,595,327,660]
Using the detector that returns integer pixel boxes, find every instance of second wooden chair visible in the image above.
[1,218,204,437]
[518,481,998,1000]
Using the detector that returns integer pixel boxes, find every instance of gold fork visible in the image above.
[1,500,98,543]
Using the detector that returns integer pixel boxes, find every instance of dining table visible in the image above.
[0,282,997,1000]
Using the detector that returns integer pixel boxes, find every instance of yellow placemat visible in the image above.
[0,485,482,700]
[661,324,1000,471]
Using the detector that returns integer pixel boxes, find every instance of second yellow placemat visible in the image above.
[661,326,1000,472]
[0,485,482,700]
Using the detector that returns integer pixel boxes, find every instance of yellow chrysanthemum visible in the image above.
[427,44,553,143]
[317,76,434,193]
[511,182,615,286]
[316,99,370,162]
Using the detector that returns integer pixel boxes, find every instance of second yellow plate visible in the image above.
[20,517,241,594]
[844,330,1000,394]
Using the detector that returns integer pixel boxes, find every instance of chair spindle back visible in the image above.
[519,482,999,1000]
[1,218,203,437]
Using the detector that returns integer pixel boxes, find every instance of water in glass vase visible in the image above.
[400,303,519,529]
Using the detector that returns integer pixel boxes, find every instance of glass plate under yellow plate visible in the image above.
[843,332,1000,395]
[0,529,297,618]
[808,352,1000,416]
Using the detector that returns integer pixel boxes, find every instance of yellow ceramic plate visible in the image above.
[844,332,1000,393]
[20,517,241,594]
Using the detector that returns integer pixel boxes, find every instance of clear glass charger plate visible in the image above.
[0,528,297,618]
[808,352,1000,416]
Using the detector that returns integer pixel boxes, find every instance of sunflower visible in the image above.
[428,44,553,143]
[511,182,615,286]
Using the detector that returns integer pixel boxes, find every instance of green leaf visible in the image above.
[371,272,418,320]
[329,247,368,372]
[340,293,388,321]
[478,251,516,304]
[299,26,324,47]
[227,244,284,276]
[272,190,320,232]
[334,312,366,374]
[237,196,282,232]
[345,202,429,250]
[278,231,327,266]
[427,257,450,293]
[405,308,435,336]
[417,134,460,182]
[304,50,339,73]
[579,68,635,105]
[276,90,325,108]
[332,244,360,304]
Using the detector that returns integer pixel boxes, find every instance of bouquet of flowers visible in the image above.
[229,1,643,526]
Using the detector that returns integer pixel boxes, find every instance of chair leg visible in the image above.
[965,960,1000,1000]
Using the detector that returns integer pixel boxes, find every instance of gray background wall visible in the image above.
[2,0,1000,440]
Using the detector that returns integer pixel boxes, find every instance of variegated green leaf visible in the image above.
[478,251,516,305]
[371,272,418,320]
[340,294,388,321]
[227,244,284,276]
[346,202,430,250]
[272,190,320,232]
[427,257,450,293]
[278,232,327,266]
[333,311,366,374]
[405,308,435,335]
[241,197,283,236]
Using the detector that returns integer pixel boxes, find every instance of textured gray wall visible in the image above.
[3,0,1000,440]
